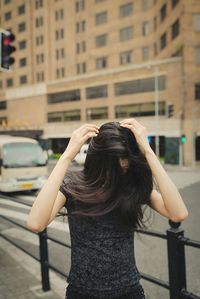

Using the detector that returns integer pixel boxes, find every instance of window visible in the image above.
[86,107,108,120]
[20,75,27,84]
[18,4,25,15]
[36,72,44,82]
[48,110,81,122]
[160,3,167,22]
[0,101,7,110]
[35,16,43,27]
[115,76,166,96]
[75,0,85,12]
[171,0,179,8]
[76,41,86,54]
[36,35,44,45]
[18,22,26,32]
[56,48,65,59]
[154,42,157,56]
[142,47,149,61]
[115,102,165,118]
[96,11,107,25]
[96,34,107,47]
[142,0,150,10]
[120,26,133,42]
[96,56,107,69]
[119,3,133,17]
[4,0,11,4]
[153,16,157,31]
[120,50,133,64]
[195,83,200,100]
[56,67,65,78]
[55,9,64,20]
[36,53,44,64]
[95,0,105,3]
[160,32,167,50]
[19,40,26,49]
[19,57,27,67]
[6,78,13,87]
[194,15,200,32]
[5,11,12,21]
[142,21,149,36]
[86,85,108,99]
[77,62,86,74]
[171,19,180,39]
[35,0,43,9]
[76,20,86,33]
[55,28,64,40]
[48,90,81,104]
[195,47,200,65]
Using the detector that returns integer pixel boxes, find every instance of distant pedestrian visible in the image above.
[27,119,189,299]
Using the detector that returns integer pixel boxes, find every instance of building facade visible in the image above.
[0,0,200,165]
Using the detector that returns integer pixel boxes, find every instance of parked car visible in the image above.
[73,143,89,165]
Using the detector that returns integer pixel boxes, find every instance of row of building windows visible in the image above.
[3,0,43,7]
[47,101,166,123]
[47,76,166,104]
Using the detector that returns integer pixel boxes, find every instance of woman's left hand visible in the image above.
[120,118,153,155]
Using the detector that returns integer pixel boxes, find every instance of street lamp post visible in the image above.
[154,66,160,158]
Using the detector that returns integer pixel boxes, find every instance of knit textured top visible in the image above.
[59,181,142,298]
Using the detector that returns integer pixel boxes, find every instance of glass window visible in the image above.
[4,0,11,4]
[19,57,27,67]
[115,76,166,96]
[120,50,133,64]
[0,101,7,110]
[95,0,105,3]
[142,21,149,36]
[75,0,85,12]
[196,47,200,65]
[20,75,27,84]
[160,32,167,50]
[171,19,179,39]
[18,22,26,32]
[18,4,25,15]
[119,3,133,17]
[96,34,107,47]
[48,110,81,122]
[142,0,150,10]
[142,47,149,61]
[160,3,167,22]
[194,15,200,32]
[96,56,107,69]
[19,40,26,49]
[86,107,108,120]
[120,26,133,42]
[153,16,157,31]
[96,11,107,25]
[4,11,12,21]
[48,90,81,104]
[86,85,108,99]
[195,83,200,100]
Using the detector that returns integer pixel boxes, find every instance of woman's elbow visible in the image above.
[170,210,189,222]
[26,218,45,233]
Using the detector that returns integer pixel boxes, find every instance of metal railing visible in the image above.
[0,194,200,299]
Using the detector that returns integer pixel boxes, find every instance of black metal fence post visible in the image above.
[38,228,50,292]
[167,220,186,299]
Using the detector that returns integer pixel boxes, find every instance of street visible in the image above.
[0,162,200,299]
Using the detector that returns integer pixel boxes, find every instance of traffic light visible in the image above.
[167,103,174,118]
[181,134,186,143]
[0,30,16,71]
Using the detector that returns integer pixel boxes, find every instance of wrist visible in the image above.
[144,147,155,157]
[59,152,72,164]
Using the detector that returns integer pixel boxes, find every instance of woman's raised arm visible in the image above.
[120,118,188,222]
[26,124,99,232]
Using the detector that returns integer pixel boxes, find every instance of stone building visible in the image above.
[0,0,199,165]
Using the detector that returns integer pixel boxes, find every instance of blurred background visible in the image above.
[0,1,200,299]
[0,0,200,166]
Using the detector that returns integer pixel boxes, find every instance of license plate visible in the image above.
[22,183,33,188]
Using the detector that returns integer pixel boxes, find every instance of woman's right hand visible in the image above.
[62,124,99,161]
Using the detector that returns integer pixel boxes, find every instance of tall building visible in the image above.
[0,0,199,166]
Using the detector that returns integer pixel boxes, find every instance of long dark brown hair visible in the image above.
[62,122,153,229]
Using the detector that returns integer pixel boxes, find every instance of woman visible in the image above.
[27,119,189,299]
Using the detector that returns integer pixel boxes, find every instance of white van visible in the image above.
[73,143,89,165]
[0,135,48,192]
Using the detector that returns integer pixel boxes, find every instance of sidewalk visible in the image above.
[0,239,66,299]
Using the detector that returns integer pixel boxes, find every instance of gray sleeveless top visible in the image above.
[59,182,142,298]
